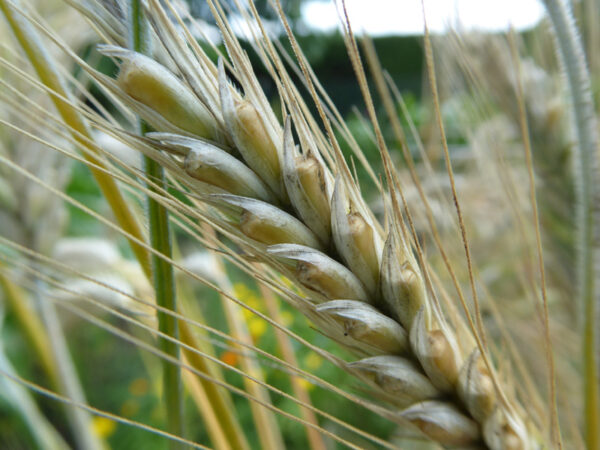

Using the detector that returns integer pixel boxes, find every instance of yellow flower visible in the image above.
[296,378,315,392]
[304,352,322,371]
[233,282,252,300]
[91,416,117,439]
[249,317,267,341]
[279,276,295,289]
[247,296,261,311]
[242,295,263,319]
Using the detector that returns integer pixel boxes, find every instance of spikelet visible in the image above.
[218,60,285,199]
[315,300,408,355]
[282,119,332,246]
[180,252,222,283]
[267,244,369,302]
[148,133,275,202]
[457,349,496,423]
[331,178,382,296]
[99,46,223,142]
[349,356,439,406]
[50,274,135,310]
[410,308,463,392]
[212,195,322,249]
[53,238,120,272]
[380,230,425,329]
[52,238,154,317]
[400,401,480,446]
[95,131,143,171]
[483,408,529,450]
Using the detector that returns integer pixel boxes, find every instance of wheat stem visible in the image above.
[129,0,184,447]
[0,266,59,388]
[145,133,185,444]
[541,1,600,448]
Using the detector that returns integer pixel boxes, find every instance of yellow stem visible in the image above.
[258,283,326,450]
[0,268,59,389]
[181,365,231,450]
[202,225,284,450]
[179,321,250,450]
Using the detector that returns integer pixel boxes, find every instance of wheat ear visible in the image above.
[81,1,545,447]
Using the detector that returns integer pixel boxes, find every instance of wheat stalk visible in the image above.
[43,0,550,447]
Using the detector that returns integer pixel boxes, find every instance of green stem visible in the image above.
[542,1,600,448]
[147,150,184,448]
[129,1,184,447]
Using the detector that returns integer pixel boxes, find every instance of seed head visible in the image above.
[483,408,529,450]
[211,195,322,249]
[380,230,425,329]
[149,134,275,201]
